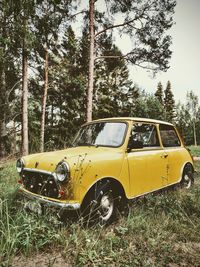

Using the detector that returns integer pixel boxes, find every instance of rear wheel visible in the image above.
[181,164,194,189]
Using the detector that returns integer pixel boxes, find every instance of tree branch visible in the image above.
[133,62,159,71]
[95,55,122,60]
[95,53,160,71]
[69,10,87,20]
[6,80,21,100]
[95,18,138,38]
[94,2,155,39]
[95,52,133,60]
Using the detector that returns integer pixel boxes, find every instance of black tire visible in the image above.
[81,181,120,226]
[181,164,194,189]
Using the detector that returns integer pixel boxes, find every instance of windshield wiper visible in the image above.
[73,142,99,147]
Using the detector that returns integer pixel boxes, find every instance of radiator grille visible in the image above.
[21,170,59,199]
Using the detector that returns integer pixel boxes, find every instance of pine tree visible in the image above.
[43,26,86,149]
[12,0,37,155]
[134,92,165,120]
[146,95,165,120]
[0,1,21,157]
[93,42,137,119]
[34,0,74,152]
[155,82,164,105]
[164,81,175,122]
[175,102,193,145]
[86,0,176,121]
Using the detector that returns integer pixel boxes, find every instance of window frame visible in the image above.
[159,124,182,148]
[129,122,162,151]
[72,121,128,148]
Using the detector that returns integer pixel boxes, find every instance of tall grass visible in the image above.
[0,162,64,266]
[188,145,200,157]
[0,161,200,266]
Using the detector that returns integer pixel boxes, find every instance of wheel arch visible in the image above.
[180,161,194,189]
[182,161,194,175]
[80,177,127,208]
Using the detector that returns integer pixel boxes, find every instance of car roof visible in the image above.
[88,117,173,126]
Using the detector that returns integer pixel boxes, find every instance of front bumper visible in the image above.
[19,188,80,210]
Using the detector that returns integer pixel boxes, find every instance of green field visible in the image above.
[0,160,200,266]
[188,146,200,157]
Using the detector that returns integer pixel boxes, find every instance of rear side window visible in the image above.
[131,123,160,148]
[159,124,181,147]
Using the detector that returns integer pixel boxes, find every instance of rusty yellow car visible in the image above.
[16,117,194,224]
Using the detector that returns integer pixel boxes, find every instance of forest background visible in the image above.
[0,0,200,158]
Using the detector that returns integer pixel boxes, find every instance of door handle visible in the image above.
[161,153,168,159]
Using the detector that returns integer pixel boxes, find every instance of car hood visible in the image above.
[22,146,121,172]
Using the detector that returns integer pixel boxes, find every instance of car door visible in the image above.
[127,122,168,197]
[159,124,184,185]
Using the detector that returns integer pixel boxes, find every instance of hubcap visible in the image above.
[99,194,114,221]
[183,174,191,189]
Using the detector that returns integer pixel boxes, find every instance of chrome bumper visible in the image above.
[19,189,80,210]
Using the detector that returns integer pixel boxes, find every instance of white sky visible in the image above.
[123,0,200,103]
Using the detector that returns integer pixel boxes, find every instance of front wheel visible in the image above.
[81,181,120,226]
[96,187,115,224]
[181,165,194,189]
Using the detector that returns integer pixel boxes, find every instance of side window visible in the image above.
[131,123,160,148]
[159,124,181,147]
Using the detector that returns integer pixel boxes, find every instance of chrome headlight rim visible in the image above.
[16,158,25,173]
[55,161,70,183]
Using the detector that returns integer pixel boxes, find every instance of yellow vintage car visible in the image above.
[16,117,194,224]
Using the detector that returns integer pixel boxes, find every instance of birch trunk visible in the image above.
[193,121,197,146]
[22,41,29,156]
[86,0,95,122]
[40,48,49,152]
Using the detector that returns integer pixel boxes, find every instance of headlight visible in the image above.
[16,158,25,173]
[55,162,70,182]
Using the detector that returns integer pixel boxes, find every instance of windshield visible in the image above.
[72,122,127,147]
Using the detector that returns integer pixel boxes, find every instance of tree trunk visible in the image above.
[40,47,49,152]
[0,69,7,158]
[22,41,29,156]
[193,121,197,146]
[12,120,17,155]
[86,0,95,122]
[51,102,54,128]
[0,120,7,158]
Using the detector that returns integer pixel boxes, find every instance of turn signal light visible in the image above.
[59,190,65,198]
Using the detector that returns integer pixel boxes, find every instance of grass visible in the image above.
[0,160,200,266]
[188,145,200,157]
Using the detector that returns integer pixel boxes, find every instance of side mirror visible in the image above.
[127,139,143,152]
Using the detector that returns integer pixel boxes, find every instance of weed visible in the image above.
[0,160,200,266]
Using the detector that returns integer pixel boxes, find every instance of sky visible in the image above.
[122,0,200,103]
